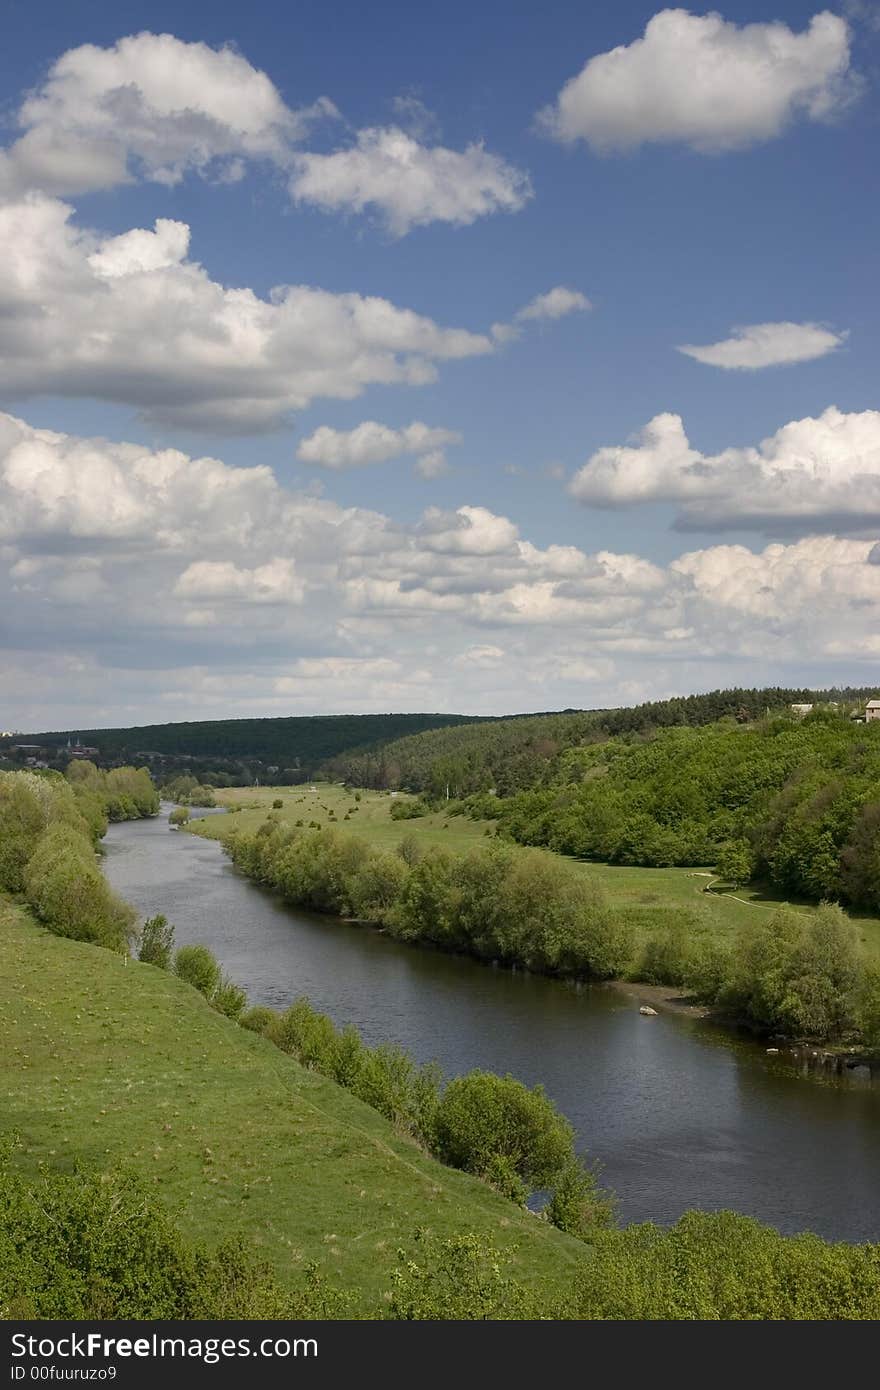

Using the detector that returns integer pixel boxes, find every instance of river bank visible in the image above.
[104,811,880,1240]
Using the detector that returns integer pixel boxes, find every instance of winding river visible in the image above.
[104,808,880,1243]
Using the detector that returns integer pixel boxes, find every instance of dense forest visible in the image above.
[329,687,880,796]
[8,712,487,784]
[478,710,880,910]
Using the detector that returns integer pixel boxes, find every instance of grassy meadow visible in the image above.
[0,895,585,1311]
[193,783,880,963]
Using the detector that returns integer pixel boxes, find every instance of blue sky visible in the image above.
[1,3,879,725]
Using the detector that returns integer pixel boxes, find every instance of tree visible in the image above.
[717,839,754,888]
[138,914,174,969]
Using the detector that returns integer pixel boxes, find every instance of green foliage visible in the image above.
[388,1232,538,1320]
[495,716,880,911]
[544,1159,615,1238]
[239,1004,277,1034]
[717,839,754,887]
[432,1072,575,1197]
[137,913,175,969]
[174,944,221,999]
[66,760,159,820]
[722,904,862,1038]
[212,974,248,1020]
[226,824,631,983]
[390,797,430,820]
[0,1146,340,1319]
[169,805,190,826]
[24,823,134,951]
[164,775,217,807]
[571,1211,880,1320]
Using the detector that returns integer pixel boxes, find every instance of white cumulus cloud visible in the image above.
[3,409,880,724]
[538,9,857,152]
[516,287,592,321]
[297,420,462,473]
[678,321,846,369]
[0,31,336,196]
[568,406,880,535]
[0,194,493,431]
[288,126,532,236]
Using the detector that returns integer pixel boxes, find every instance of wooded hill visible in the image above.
[11,712,486,781]
[329,687,880,799]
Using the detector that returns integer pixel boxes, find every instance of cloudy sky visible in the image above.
[1,1,878,729]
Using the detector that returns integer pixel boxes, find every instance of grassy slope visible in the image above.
[0,897,584,1311]
[193,784,880,961]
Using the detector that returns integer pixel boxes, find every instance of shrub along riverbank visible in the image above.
[0,765,158,950]
[221,819,880,1050]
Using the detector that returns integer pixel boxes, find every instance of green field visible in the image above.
[0,896,585,1311]
[192,783,880,962]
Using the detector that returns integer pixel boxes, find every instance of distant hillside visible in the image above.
[328,687,880,797]
[15,712,485,781]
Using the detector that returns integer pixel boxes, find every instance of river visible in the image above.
[103,809,880,1242]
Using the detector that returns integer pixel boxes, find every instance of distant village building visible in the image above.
[66,738,99,759]
[866,700,880,723]
[790,704,813,718]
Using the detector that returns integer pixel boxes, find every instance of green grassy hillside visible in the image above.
[0,897,585,1311]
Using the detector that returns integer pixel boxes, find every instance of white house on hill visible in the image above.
[866,700,880,723]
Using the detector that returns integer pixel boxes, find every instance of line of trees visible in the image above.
[226,822,634,980]
[223,819,880,1047]
[0,766,158,950]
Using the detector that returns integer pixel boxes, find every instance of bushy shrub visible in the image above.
[212,974,248,1020]
[24,823,134,951]
[137,914,175,969]
[174,945,221,999]
[0,1147,344,1320]
[239,1005,277,1034]
[388,1232,538,1320]
[433,1072,574,1197]
[571,1211,880,1320]
[544,1158,614,1237]
[722,903,861,1038]
[390,798,430,820]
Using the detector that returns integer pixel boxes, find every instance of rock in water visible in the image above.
[639,1005,658,1016]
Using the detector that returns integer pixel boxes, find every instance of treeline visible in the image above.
[20,712,483,773]
[226,823,633,979]
[328,710,601,796]
[0,766,157,950]
[161,773,217,806]
[329,687,880,799]
[224,820,880,1046]
[481,711,880,909]
[65,759,159,821]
